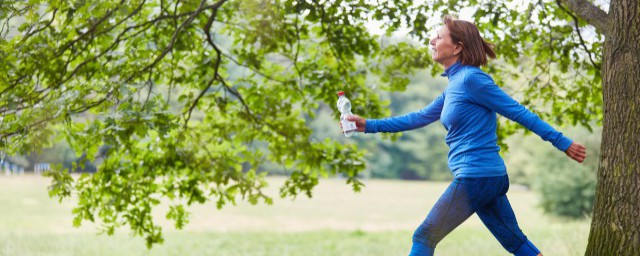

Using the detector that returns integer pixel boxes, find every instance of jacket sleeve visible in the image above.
[465,72,573,151]
[365,92,445,133]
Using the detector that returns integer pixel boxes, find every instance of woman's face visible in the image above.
[430,26,461,68]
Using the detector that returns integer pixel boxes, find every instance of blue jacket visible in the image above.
[365,62,573,178]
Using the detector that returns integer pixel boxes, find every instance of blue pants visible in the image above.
[410,175,540,256]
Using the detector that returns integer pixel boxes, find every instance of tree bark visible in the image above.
[585,0,640,255]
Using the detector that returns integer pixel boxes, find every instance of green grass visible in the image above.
[0,175,589,255]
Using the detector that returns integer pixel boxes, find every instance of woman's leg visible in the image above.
[476,189,541,256]
[410,179,475,256]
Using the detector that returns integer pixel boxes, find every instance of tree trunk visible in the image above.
[585,0,640,255]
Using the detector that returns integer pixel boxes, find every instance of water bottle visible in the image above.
[337,91,358,137]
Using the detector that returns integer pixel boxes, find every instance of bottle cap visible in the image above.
[337,91,345,96]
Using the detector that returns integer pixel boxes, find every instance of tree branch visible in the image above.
[182,0,228,126]
[205,18,293,84]
[559,0,609,34]
[204,3,290,86]
[184,76,216,126]
[204,0,227,76]
[289,13,305,96]
[144,71,154,107]
[1,75,27,96]
[56,0,126,56]
[556,0,601,70]
[132,0,213,81]
[1,115,56,140]
[315,1,349,79]
[21,8,58,40]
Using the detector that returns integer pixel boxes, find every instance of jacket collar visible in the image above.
[441,61,463,78]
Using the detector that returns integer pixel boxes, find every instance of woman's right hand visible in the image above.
[339,115,366,133]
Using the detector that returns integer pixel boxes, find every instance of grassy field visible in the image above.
[0,175,589,256]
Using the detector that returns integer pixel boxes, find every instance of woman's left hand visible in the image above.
[565,142,587,163]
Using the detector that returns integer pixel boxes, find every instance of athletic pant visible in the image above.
[409,175,540,256]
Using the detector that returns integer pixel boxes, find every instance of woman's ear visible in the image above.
[454,42,464,56]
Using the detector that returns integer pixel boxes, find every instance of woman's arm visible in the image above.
[465,72,586,162]
[363,92,445,133]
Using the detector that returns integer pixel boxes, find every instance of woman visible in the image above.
[343,16,587,256]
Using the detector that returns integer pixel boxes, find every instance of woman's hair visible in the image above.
[443,15,496,66]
